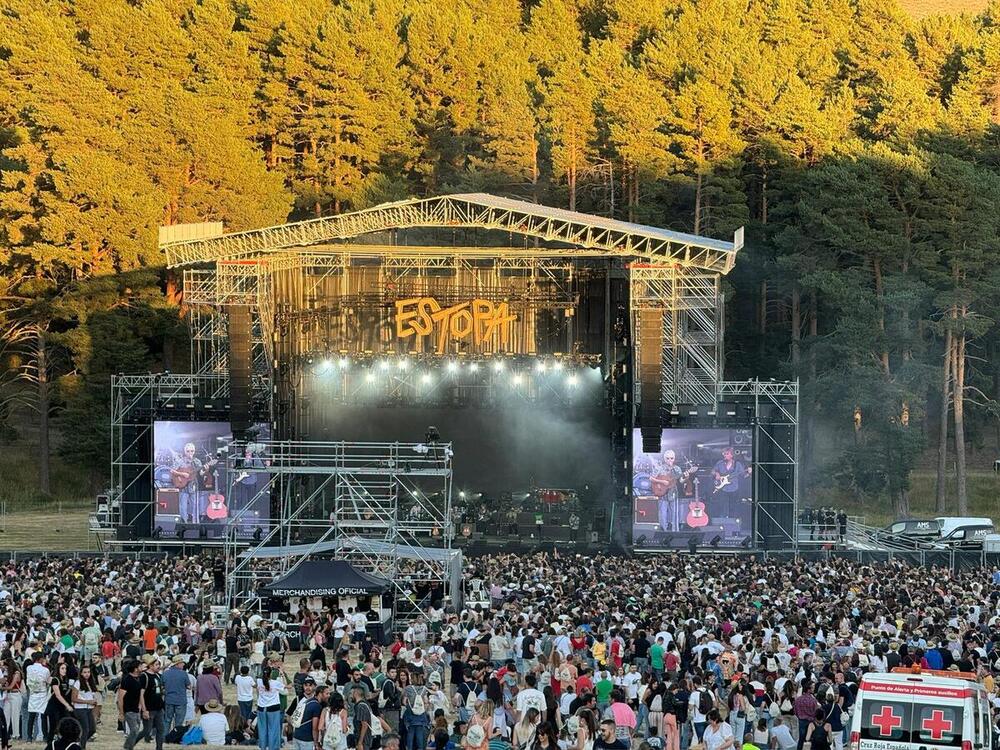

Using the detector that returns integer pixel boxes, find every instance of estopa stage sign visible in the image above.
[394,297,517,351]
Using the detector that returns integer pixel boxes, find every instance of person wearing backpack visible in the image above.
[455,672,479,724]
[402,672,430,750]
[292,681,327,750]
[378,668,402,733]
[688,677,714,744]
[322,692,350,750]
[351,685,385,750]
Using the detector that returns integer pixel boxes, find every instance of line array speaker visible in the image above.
[638,308,663,454]
[228,305,252,438]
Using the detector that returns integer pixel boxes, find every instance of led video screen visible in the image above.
[632,428,753,549]
[152,421,270,539]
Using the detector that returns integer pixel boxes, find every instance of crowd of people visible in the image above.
[0,551,998,750]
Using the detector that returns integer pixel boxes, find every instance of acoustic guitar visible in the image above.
[686,500,709,528]
[205,493,228,520]
[170,456,218,490]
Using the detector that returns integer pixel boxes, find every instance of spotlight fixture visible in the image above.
[320,358,333,371]
[379,360,390,371]
[469,362,479,372]
[338,358,349,369]
[493,361,505,372]
[446,361,458,373]
[567,375,579,386]
[398,359,409,371]
[459,491,466,498]
[512,374,523,385]
[535,361,547,373]
[553,361,564,372]
[366,372,376,383]
[421,373,432,384]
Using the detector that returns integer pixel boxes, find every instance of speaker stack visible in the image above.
[228,305,252,440]
[638,308,664,454]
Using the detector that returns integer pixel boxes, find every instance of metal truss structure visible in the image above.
[162,193,742,272]
[718,380,800,549]
[631,266,723,405]
[222,440,453,624]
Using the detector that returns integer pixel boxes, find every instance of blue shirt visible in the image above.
[293,698,323,741]
[162,666,189,706]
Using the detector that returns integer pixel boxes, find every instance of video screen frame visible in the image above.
[631,427,753,549]
[152,421,271,539]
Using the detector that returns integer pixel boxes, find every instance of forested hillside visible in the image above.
[3,0,1000,518]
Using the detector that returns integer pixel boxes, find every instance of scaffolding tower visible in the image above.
[223,440,453,624]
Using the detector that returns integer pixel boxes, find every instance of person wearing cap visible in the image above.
[291,677,322,750]
[162,655,189,734]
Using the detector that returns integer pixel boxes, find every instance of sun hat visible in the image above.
[204,699,223,713]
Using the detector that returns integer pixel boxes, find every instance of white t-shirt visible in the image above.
[689,690,711,724]
[771,724,795,750]
[353,613,368,634]
[622,672,642,700]
[235,674,255,703]
[256,676,284,708]
[199,712,228,745]
[703,721,734,750]
[70,680,95,710]
[515,687,545,716]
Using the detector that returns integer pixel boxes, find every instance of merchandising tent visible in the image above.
[262,560,390,597]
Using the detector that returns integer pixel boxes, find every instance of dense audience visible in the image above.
[0,551,998,750]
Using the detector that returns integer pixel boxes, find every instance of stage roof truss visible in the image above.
[161,194,741,272]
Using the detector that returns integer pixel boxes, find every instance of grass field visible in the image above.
[900,0,988,17]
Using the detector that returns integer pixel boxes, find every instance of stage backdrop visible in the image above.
[632,428,753,549]
[152,421,270,539]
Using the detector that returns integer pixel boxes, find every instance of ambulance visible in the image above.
[850,669,992,750]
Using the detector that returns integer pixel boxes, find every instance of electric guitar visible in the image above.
[205,492,228,520]
[713,466,752,493]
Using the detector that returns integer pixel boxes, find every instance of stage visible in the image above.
[103,193,797,618]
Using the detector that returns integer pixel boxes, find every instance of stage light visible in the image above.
[469,362,479,372]
[366,372,376,383]
[398,359,409,370]
[553,361,564,372]
[512,373,523,386]
[567,374,579,386]
[421,373,432,384]
[535,361,547,373]
[338,358,349,369]
[459,491,466,498]
[379,360,390,371]
[447,361,458,373]
[493,361,505,372]
[710,534,723,548]
[740,536,753,549]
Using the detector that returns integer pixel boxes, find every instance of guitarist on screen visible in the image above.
[651,450,683,532]
[712,446,751,518]
[171,442,203,524]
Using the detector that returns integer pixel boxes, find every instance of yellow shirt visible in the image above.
[593,641,607,665]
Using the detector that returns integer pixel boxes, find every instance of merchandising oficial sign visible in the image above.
[271,586,373,597]
[394,297,517,350]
